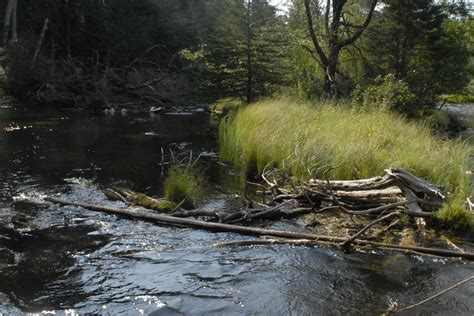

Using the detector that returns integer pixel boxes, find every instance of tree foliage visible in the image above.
[363,0,471,109]
[0,0,472,112]
[181,0,290,102]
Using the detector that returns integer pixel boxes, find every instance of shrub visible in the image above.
[353,74,416,115]
[5,37,52,95]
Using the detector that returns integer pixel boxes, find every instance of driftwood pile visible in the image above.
[42,167,474,260]
[43,195,474,260]
[270,167,445,218]
[102,168,446,225]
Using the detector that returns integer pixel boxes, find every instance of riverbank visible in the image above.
[441,94,474,104]
[219,98,473,231]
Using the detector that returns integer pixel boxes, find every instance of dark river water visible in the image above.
[0,105,473,315]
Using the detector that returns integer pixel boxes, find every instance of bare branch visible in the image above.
[338,0,378,49]
[304,0,329,66]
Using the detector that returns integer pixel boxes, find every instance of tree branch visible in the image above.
[338,0,378,49]
[304,0,329,66]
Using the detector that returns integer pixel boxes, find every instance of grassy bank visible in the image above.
[211,98,244,116]
[440,94,474,104]
[219,98,473,230]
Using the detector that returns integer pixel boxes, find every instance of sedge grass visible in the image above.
[219,98,473,231]
[164,159,203,209]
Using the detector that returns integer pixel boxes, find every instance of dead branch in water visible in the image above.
[385,275,474,314]
[44,197,474,260]
[340,211,401,249]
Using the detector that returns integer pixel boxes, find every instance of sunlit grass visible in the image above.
[440,94,474,104]
[164,163,203,209]
[219,98,473,230]
[211,97,244,116]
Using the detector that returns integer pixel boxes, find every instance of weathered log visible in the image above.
[333,187,402,199]
[385,167,445,199]
[310,174,395,191]
[44,197,474,260]
[276,168,445,216]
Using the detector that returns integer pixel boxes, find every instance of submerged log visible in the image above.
[104,188,178,212]
[44,197,474,260]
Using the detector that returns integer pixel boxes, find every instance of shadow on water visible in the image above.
[0,224,109,311]
[0,105,473,315]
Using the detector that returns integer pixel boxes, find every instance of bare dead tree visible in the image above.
[303,0,378,98]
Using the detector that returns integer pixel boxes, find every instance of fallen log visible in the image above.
[333,187,402,200]
[275,167,445,216]
[44,197,474,260]
[310,174,395,191]
[105,188,312,223]
[104,188,178,212]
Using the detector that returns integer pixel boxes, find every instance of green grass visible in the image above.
[164,163,203,209]
[440,94,474,104]
[219,98,473,231]
[211,97,244,116]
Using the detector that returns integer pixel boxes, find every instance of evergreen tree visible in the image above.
[183,0,290,102]
[364,0,471,106]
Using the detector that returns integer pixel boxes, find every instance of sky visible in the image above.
[268,0,290,13]
[269,0,289,8]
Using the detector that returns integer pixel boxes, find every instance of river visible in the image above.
[0,104,473,315]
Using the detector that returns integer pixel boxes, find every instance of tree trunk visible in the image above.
[65,0,76,60]
[11,0,17,42]
[304,0,378,99]
[31,18,49,69]
[3,0,14,44]
[245,0,252,103]
[324,48,339,98]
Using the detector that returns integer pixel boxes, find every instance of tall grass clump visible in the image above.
[164,159,203,209]
[211,97,244,116]
[219,98,473,230]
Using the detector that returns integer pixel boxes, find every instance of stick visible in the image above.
[170,199,186,214]
[44,197,474,260]
[31,18,49,69]
[214,238,334,248]
[341,211,400,249]
[442,235,465,253]
[393,276,474,313]
[345,200,429,216]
